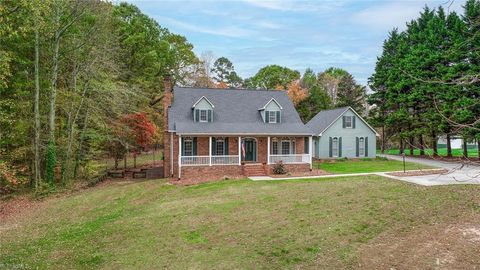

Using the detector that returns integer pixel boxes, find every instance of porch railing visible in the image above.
[269,154,311,164]
[181,156,209,166]
[211,155,239,165]
[180,155,239,166]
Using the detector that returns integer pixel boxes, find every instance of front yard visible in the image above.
[314,157,435,174]
[1,176,479,269]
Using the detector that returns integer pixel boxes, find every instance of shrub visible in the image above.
[360,157,372,161]
[272,161,287,174]
[376,156,388,161]
[337,157,348,162]
[0,161,20,195]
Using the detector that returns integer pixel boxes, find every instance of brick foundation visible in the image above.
[266,163,311,175]
[181,165,244,180]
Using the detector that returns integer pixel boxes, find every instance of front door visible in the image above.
[243,139,256,162]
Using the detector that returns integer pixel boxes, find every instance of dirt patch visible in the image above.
[358,218,480,269]
[387,169,449,177]
[270,169,330,178]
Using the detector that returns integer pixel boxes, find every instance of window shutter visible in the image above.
[356,137,359,157]
[339,137,342,157]
[207,110,212,122]
[352,116,356,128]
[181,138,185,156]
[276,111,281,123]
[265,111,269,123]
[193,137,197,156]
[211,137,216,155]
[304,137,309,154]
[225,137,229,155]
[365,137,368,157]
[342,116,346,128]
[195,109,199,122]
[329,137,332,157]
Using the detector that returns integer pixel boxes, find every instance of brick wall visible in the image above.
[266,163,310,175]
[181,165,243,180]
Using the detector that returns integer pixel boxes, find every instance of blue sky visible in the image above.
[126,0,465,85]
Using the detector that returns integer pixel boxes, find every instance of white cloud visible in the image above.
[155,16,256,38]
[351,0,466,31]
[242,0,346,13]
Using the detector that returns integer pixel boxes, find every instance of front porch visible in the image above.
[177,135,313,178]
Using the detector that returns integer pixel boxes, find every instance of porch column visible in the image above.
[238,136,241,165]
[209,136,212,166]
[267,136,271,164]
[178,135,182,179]
[309,136,313,170]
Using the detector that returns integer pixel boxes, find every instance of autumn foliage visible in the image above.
[286,80,307,106]
[122,112,158,149]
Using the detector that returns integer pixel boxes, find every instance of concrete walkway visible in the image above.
[250,155,480,186]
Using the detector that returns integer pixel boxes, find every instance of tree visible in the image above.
[246,65,300,89]
[286,80,307,106]
[211,57,243,88]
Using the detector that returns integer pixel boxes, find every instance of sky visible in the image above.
[125,0,466,86]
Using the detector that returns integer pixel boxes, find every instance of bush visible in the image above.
[0,161,20,195]
[360,157,372,161]
[272,161,287,174]
[376,156,388,161]
[337,157,348,162]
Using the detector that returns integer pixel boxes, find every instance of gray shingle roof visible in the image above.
[168,87,312,135]
[306,107,349,135]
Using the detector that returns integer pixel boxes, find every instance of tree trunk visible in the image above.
[446,133,452,158]
[409,137,414,156]
[463,139,468,158]
[419,135,425,156]
[381,125,385,154]
[399,138,404,154]
[73,108,89,178]
[33,28,41,189]
[124,154,127,170]
[432,131,438,157]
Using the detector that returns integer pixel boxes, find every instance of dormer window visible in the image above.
[192,96,214,123]
[268,111,277,123]
[199,109,208,122]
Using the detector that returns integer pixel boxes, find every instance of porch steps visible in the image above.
[242,163,267,176]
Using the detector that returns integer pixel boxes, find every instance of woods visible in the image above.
[369,0,480,157]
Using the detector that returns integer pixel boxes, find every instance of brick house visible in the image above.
[162,78,313,180]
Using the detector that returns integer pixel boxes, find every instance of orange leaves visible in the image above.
[286,80,307,106]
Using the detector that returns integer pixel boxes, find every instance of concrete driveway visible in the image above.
[380,154,480,186]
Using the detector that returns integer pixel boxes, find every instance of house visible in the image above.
[306,107,378,159]
[162,78,314,180]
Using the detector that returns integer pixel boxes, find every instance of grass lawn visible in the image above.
[314,157,435,174]
[380,148,479,157]
[1,177,479,269]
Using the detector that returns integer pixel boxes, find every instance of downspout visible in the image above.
[170,132,173,176]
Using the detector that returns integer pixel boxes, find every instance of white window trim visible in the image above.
[199,109,208,122]
[215,138,225,155]
[332,137,339,157]
[345,116,353,128]
[268,111,277,123]
[359,137,365,157]
[184,137,193,156]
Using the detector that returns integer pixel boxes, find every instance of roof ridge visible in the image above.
[174,86,285,92]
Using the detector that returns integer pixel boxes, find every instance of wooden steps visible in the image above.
[242,163,266,176]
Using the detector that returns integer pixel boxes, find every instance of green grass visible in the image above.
[314,157,435,174]
[1,177,479,269]
[380,147,478,157]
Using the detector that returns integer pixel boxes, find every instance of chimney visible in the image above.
[163,75,173,131]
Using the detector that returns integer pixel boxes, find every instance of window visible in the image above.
[268,111,277,123]
[281,140,290,155]
[272,140,278,155]
[332,137,339,157]
[199,109,207,122]
[345,116,352,128]
[216,138,225,155]
[359,137,365,156]
[184,138,193,156]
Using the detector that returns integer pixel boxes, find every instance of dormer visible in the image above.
[259,98,283,123]
[192,96,214,123]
